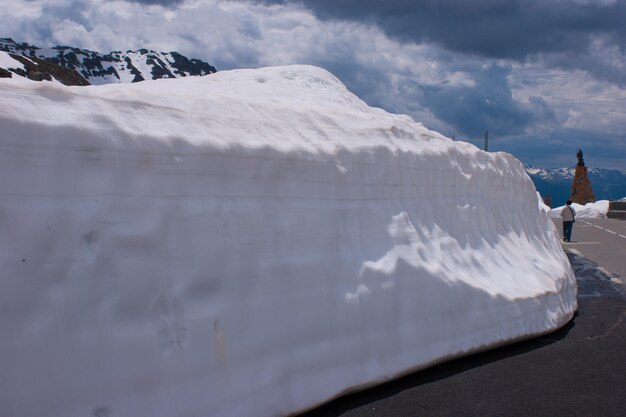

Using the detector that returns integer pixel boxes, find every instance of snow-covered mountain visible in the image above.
[526,166,576,181]
[526,165,626,205]
[0,65,576,417]
[0,50,90,86]
[0,38,216,85]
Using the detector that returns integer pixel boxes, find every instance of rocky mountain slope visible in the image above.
[0,51,90,85]
[0,38,216,85]
[526,166,626,205]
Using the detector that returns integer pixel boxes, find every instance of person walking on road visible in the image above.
[561,200,576,242]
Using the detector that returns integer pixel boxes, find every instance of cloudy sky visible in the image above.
[3,0,626,171]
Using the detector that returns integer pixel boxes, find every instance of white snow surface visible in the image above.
[537,191,551,213]
[0,65,576,417]
[0,50,25,72]
[550,200,610,219]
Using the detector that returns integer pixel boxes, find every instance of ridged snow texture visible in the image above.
[0,66,576,417]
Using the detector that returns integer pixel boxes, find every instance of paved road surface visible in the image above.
[299,220,626,417]
[554,218,626,286]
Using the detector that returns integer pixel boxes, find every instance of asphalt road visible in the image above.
[555,218,626,286]
[299,221,626,417]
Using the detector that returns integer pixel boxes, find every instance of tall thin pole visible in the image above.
[484,131,489,151]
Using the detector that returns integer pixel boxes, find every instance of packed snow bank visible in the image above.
[0,66,576,417]
[538,191,551,213]
[550,200,610,219]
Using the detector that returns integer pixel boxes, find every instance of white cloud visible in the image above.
[509,63,626,135]
[49,19,93,48]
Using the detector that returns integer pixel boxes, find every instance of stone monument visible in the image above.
[569,148,596,204]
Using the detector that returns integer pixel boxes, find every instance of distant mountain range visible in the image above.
[0,38,216,85]
[525,166,626,205]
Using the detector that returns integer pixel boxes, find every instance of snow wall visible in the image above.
[0,66,577,417]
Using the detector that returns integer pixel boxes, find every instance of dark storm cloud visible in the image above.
[416,65,556,138]
[258,0,626,83]
[491,129,626,172]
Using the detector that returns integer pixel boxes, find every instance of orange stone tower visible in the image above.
[570,148,596,204]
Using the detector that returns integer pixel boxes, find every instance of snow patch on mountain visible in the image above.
[0,51,25,72]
